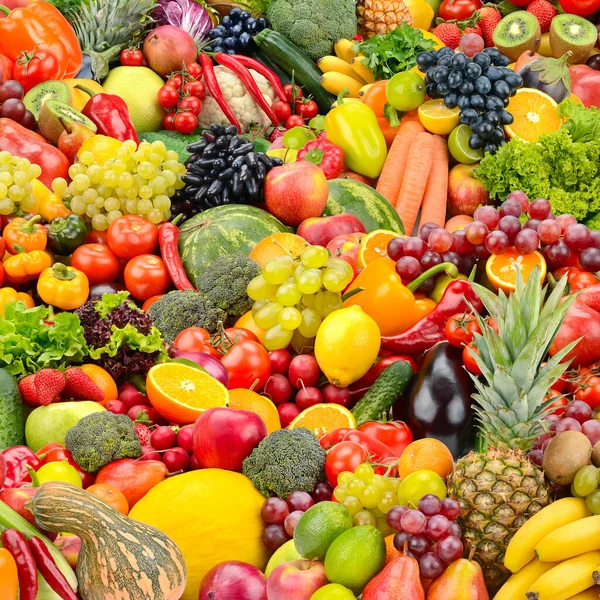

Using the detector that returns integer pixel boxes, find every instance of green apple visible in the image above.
[25,401,105,452]
[310,584,356,600]
[265,539,302,577]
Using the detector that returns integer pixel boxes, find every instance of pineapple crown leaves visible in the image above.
[466,266,580,450]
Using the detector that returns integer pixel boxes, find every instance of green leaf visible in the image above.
[94,291,132,319]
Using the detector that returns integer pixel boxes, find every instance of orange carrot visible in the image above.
[420,135,449,229]
[376,120,425,207]
[395,132,434,235]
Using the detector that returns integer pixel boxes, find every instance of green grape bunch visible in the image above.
[0,151,42,216]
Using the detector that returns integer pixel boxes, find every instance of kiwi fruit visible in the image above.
[592,442,600,468]
[550,14,597,64]
[24,81,72,120]
[492,11,542,62]
[38,100,97,146]
[542,430,592,486]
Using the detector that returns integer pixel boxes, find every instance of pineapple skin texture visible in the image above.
[356,0,413,38]
[447,447,551,593]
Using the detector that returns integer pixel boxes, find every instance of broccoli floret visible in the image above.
[148,290,227,342]
[242,428,327,498]
[65,412,142,473]
[267,0,357,60]
[196,255,261,327]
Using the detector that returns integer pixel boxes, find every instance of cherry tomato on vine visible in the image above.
[558,0,600,16]
[166,74,183,89]
[221,340,271,390]
[445,312,481,347]
[107,215,158,260]
[463,343,482,375]
[325,441,368,488]
[272,100,292,123]
[438,0,482,20]
[14,49,61,92]
[215,327,259,353]
[120,48,144,66]
[179,96,202,115]
[285,114,305,129]
[186,62,203,79]
[71,243,120,284]
[295,99,318,120]
[163,113,176,130]
[157,85,179,110]
[174,111,198,134]
[283,84,303,103]
[174,327,221,359]
[124,254,170,301]
[576,375,600,409]
[545,389,568,416]
[184,80,206,99]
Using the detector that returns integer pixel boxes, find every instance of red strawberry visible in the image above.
[63,367,105,402]
[478,6,502,47]
[34,369,66,406]
[134,423,152,446]
[19,374,39,407]
[527,0,557,34]
[462,25,482,36]
[433,22,462,49]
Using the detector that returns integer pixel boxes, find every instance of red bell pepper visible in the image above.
[1,446,42,490]
[320,428,352,450]
[570,65,600,109]
[358,421,413,457]
[297,137,345,180]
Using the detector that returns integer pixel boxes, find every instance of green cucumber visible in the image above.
[351,360,414,427]
[0,368,25,450]
[254,29,335,113]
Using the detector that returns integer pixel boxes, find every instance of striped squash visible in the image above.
[32,482,186,600]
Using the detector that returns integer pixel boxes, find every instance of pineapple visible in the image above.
[356,0,412,38]
[447,267,578,593]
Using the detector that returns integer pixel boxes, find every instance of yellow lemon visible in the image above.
[404,0,435,30]
[419,29,445,49]
[315,305,381,387]
[418,98,460,135]
[63,78,105,112]
[77,135,123,165]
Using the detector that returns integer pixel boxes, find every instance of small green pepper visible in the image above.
[46,214,88,256]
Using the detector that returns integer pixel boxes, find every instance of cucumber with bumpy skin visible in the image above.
[352,360,413,427]
[0,368,24,450]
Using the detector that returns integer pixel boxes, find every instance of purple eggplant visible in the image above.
[517,53,572,103]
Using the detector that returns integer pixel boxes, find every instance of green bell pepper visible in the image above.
[46,214,88,256]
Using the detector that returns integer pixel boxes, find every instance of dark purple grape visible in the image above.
[387,237,406,261]
[403,237,428,260]
[459,253,476,275]
[528,449,544,466]
[437,535,464,563]
[408,533,431,557]
[565,400,593,425]
[393,531,411,551]
[498,215,521,242]
[419,552,444,579]
[564,223,592,251]
[485,230,509,255]
[523,219,541,231]
[589,230,600,250]
[396,256,421,281]
[419,221,440,243]
[441,251,461,268]
[528,198,551,220]
[451,230,474,255]
[420,249,442,270]
[514,228,539,255]
[262,524,289,550]
[440,498,461,520]
[499,199,522,218]
[543,240,571,269]
[426,515,451,541]
[311,481,333,503]
[418,494,442,516]
[473,244,490,260]
[0,98,26,121]
[20,109,36,130]
[580,247,600,272]
[0,80,24,102]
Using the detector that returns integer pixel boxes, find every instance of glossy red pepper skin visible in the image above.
[158,217,195,291]
[1,529,38,600]
[77,86,139,143]
[297,138,345,180]
[381,280,483,354]
[1,446,42,490]
[200,54,242,132]
[342,430,398,475]
[29,537,77,600]
[320,427,352,450]
[358,421,413,458]
[233,54,287,102]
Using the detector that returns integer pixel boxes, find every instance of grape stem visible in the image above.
[406,262,459,293]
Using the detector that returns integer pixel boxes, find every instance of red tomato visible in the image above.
[179,96,202,115]
[186,62,203,79]
[325,441,368,488]
[174,111,198,134]
[215,327,259,353]
[221,340,271,390]
[357,421,413,458]
[558,0,600,16]
[295,99,318,120]
[41,446,95,488]
[173,327,215,355]
[157,85,179,110]
[439,0,482,20]
[124,254,170,301]
[285,114,305,129]
[283,84,303,103]
[163,113,176,130]
[487,317,499,334]
[545,389,568,416]
[184,80,206,99]
[463,343,482,375]
[14,48,61,92]
[120,48,144,67]
[107,215,158,260]
[71,243,120,284]
[445,312,481,348]
[576,375,600,409]
[141,294,164,311]
[85,230,107,245]
[272,100,292,123]
[166,74,184,89]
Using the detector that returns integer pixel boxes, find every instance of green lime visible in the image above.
[324,525,386,594]
[448,124,484,164]
[310,583,357,600]
[283,126,316,150]
[397,470,447,507]
[294,502,353,560]
[386,72,426,112]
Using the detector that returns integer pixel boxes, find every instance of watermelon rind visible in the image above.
[179,205,289,280]
[324,179,405,234]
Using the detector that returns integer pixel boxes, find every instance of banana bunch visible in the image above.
[318,39,376,99]
[497,497,600,600]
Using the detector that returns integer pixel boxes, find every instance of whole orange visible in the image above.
[79,364,118,402]
[399,438,454,480]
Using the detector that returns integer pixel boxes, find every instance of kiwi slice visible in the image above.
[24,81,72,120]
[38,100,97,146]
[550,14,597,64]
[492,11,541,62]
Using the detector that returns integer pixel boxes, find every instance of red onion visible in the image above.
[171,350,229,388]
[199,561,267,600]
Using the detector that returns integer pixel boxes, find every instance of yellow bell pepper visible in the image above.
[0,287,34,316]
[37,263,89,310]
[267,148,298,164]
[39,193,71,222]
[28,179,50,215]
[324,90,387,179]
[77,135,123,165]
[4,249,53,284]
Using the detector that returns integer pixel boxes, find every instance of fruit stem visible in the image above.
[74,85,96,98]
[407,262,458,292]
[336,89,350,106]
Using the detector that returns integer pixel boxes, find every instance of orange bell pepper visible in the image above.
[3,247,52,283]
[0,287,34,316]
[3,214,47,254]
[0,548,18,600]
[361,80,401,147]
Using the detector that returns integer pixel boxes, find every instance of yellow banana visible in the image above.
[526,551,600,600]
[536,516,600,563]
[351,55,376,84]
[359,83,377,98]
[569,587,600,600]
[494,559,558,600]
[317,56,367,85]
[334,38,357,63]
[320,72,363,98]
[539,32,552,57]
[505,497,591,573]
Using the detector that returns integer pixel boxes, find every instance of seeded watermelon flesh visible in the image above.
[179,205,289,281]
[324,179,405,234]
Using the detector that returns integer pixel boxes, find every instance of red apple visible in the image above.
[326,232,364,272]
[266,560,328,600]
[54,535,81,569]
[447,164,489,217]
[193,408,267,472]
[264,162,328,227]
[297,214,366,247]
[0,487,57,539]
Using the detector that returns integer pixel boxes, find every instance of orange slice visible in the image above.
[486,248,546,292]
[228,389,281,434]
[289,403,356,439]
[504,89,561,142]
[358,229,403,268]
[146,363,229,424]
[249,233,309,267]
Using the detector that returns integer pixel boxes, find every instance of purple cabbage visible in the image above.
[153,0,213,45]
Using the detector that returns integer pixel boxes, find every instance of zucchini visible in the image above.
[0,368,25,450]
[251,48,292,86]
[351,360,413,427]
[254,29,335,113]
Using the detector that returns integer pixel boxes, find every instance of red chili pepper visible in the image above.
[76,85,139,143]
[1,446,42,489]
[215,53,280,127]
[296,137,345,180]
[342,430,398,459]
[199,54,242,133]
[158,215,195,291]
[28,537,77,600]
[1,530,38,600]
[381,280,483,354]
[232,54,287,102]
[358,421,413,458]
[319,427,352,450]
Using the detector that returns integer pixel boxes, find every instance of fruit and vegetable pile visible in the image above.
[1,0,600,599]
